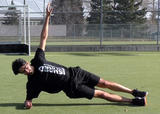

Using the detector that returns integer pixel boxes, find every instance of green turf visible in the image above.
[31,40,157,46]
[0,51,160,114]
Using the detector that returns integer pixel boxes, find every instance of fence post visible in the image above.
[157,0,160,45]
[100,0,103,46]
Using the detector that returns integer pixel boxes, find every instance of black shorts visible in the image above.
[63,67,100,100]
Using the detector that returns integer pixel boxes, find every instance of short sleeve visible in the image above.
[34,48,46,61]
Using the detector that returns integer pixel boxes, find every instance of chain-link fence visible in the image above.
[0,0,160,46]
[26,23,157,45]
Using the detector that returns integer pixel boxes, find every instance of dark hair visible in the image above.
[12,58,26,75]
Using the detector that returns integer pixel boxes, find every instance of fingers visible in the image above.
[46,2,53,15]
[47,3,51,11]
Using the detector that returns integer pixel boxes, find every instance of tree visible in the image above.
[109,0,147,24]
[142,0,156,24]
[87,0,147,24]
[87,0,112,24]
[50,0,85,35]
[3,0,19,25]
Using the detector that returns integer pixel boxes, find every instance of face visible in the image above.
[19,62,34,75]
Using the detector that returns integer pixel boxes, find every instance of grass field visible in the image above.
[0,51,160,114]
[31,40,157,46]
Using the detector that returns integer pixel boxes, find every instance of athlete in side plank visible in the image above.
[12,3,148,109]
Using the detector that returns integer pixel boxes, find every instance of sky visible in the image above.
[0,0,156,18]
[0,0,90,17]
[0,0,51,17]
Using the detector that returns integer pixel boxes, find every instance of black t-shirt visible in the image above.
[26,48,70,100]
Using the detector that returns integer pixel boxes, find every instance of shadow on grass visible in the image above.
[66,52,137,57]
[0,102,137,110]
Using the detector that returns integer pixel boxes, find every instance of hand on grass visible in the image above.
[24,100,32,109]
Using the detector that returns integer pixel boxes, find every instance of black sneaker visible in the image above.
[132,89,148,97]
[131,97,147,106]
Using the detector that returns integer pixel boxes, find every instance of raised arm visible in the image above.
[39,3,53,51]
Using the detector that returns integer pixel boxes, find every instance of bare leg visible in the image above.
[97,78,133,94]
[94,89,132,103]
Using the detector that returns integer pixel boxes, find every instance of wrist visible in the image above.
[46,14,51,18]
[26,100,32,102]
[46,15,50,20]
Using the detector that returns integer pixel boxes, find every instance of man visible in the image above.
[12,3,148,109]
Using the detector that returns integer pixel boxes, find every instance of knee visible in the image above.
[98,79,113,88]
[105,81,116,88]
[94,90,106,98]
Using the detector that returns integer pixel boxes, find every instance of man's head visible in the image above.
[12,58,34,75]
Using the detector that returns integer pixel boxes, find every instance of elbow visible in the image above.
[41,33,48,40]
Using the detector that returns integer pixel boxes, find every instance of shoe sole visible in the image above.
[144,92,148,106]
